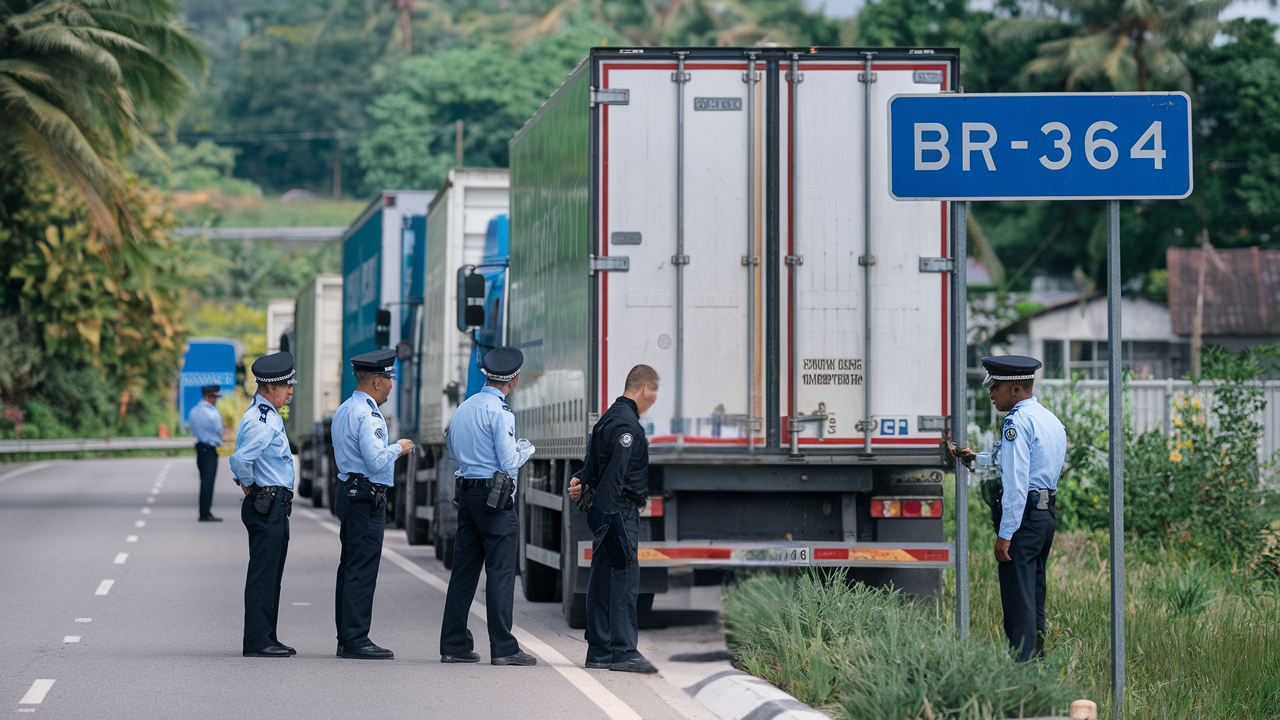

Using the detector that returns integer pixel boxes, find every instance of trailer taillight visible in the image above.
[870,497,944,519]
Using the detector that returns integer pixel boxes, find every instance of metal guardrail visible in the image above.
[0,437,194,454]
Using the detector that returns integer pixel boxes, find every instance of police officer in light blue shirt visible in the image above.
[188,384,224,522]
[229,352,297,658]
[439,347,536,667]
[331,349,413,660]
[955,355,1066,662]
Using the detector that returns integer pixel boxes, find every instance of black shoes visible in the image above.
[338,642,394,660]
[243,645,290,658]
[275,644,296,656]
[585,660,611,669]
[610,657,658,674]
[440,651,481,663]
[491,651,537,666]
[199,515,223,522]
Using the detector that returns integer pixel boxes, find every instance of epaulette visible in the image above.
[502,403,512,413]
[366,397,382,418]
[258,404,271,423]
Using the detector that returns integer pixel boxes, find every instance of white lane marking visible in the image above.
[150,488,160,495]
[126,535,138,543]
[141,508,151,514]
[113,553,128,565]
[19,679,55,704]
[146,497,156,504]
[74,618,91,623]
[135,520,145,528]
[63,636,80,643]
[300,509,642,720]
[0,462,58,484]
[95,580,114,596]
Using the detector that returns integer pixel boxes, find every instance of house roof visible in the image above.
[1167,247,1280,336]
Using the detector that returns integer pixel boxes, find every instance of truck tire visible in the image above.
[519,474,559,603]
[521,561,557,602]
[311,484,324,508]
[563,592,587,629]
[560,494,586,629]
[441,537,455,571]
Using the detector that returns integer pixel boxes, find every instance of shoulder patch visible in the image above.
[1005,427,1017,442]
[371,412,382,419]
[374,427,385,440]
[258,404,271,423]
[366,398,378,411]
[502,404,512,413]
[619,433,633,448]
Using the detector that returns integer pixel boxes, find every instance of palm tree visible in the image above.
[0,0,205,234]
[991,0,1230,92]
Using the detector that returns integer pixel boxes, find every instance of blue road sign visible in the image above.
[888,93,1192,201]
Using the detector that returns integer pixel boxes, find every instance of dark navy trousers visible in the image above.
[439,487,520,658]
[334,480,386,648]
[585,504,641,665]
[241,487,290,653]
[195,443,218,518]
[997,499,1055,663]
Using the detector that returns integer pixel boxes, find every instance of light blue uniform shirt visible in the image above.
[188,399,224,447]
[332,390,400,487]
[998,397,1067,540]
[229,395,295,489]
[447,386,520,479]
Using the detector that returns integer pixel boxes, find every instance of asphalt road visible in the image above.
[0,457,724,719]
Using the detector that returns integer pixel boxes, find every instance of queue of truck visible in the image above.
[271,46,962,629]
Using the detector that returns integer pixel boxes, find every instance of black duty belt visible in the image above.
[459,477,497,491]
[255,486,293,500]
[196,442,218,451]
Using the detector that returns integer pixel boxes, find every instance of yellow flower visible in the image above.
[1174,417,1183,427]
[1169,450,1183,463]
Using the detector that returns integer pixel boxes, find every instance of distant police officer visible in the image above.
[439,347,536,666]
[568,364,660,674]
[953,356,1066,662]
[188,384,224,522]
[229,352,298,658]
[332,349,414,660]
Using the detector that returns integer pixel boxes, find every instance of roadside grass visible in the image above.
[951,486,1280,720]
[722,484,1280,720]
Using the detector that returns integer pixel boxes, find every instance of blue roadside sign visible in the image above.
[888,93,1192,201]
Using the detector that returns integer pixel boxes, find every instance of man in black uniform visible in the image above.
[568,364,660,674]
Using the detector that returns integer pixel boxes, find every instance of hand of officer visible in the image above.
[568,477,582,502]
[241,484,252,496]
[947,441,976,469]
[397,439,414,456]
[995,537,1012,563]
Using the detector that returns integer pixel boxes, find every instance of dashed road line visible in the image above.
[146,497,156,504]
[19,679,55,704]
[135,520,145,528]
[298,509,643,720]
[95,580,114,596]
[150,488,160,495]
[113,553,128,565]
[141,507,151,514]
[74,618,91,624]
[126,536,138,543]
[63,636,80,643]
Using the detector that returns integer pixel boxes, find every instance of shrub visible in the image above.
[723,571,1079,720]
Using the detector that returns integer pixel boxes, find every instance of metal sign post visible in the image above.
[1106,199,1125,718]
[888,92,1192,719]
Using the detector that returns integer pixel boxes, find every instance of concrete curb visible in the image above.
[683,668,829,720]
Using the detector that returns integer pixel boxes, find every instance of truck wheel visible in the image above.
[562,592,586,629]
[433,526,444,560]
[311,485,324,508]
[521,561,557,602]
[406,515,429,545]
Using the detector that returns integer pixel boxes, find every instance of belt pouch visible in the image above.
[253,488,274,514]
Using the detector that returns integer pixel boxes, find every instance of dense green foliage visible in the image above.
[724,571,1079,719]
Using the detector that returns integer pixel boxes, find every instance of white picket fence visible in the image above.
[1036,379,1280,463]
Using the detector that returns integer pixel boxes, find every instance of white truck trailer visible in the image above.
[265,298,296,357]
[287,274,344,507]
[402,168,509,558]
[503,47,962,627]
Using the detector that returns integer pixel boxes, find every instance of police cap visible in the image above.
[252,352,297,385]
[481,347,523,382]
[352,349,397,378]
[200,385,221,396]
[981,355,1042,387]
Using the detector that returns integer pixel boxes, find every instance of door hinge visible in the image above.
[590,88,629,107]
[785,255,804,265]
[671,255,690,265]
[918,257,955,273]
[590,255,629,273]
[859,255,876,266]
